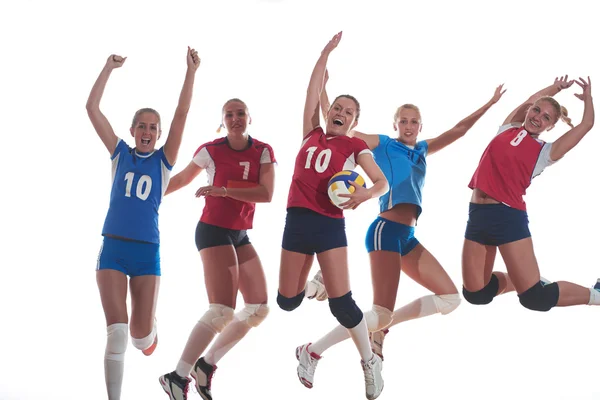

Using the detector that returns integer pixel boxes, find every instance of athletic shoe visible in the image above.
[369,329,389,361]
[361,353,384,400]
[159,371,190,400]
[191,357,216,400]
[296,343,321,388]
[305,270,328,301]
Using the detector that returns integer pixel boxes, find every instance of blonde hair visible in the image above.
[394,104,422,122]
[536,96,574,128]
[217,98,249,133]
[131,108,161,129]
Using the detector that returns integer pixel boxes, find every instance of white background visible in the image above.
[1,0,599,399]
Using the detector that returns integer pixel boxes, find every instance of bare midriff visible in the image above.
[379,203,418,226]
[470,188,501,204]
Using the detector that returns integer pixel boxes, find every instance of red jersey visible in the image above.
[193,136,276,230]
[287,127,372,218]
[469,124,555,211]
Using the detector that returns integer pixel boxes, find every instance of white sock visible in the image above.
[175,321,218,377]
[309,325,351,355]
[347,317,373,362]
[204,317,252,366]
[104,323,128,400]
[588,287,600,305]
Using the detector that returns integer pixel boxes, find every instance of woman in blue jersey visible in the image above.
[296,70,504,387]
[86,48,200,400]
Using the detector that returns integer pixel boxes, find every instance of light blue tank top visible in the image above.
[372,134,428,218]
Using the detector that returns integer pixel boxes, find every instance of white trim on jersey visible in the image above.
[193,147,216,185]
[532,142,556,179]
[134,150,156,158]
[260,147,274,164]
[497,123,521,135]
[160,160,172,200]
[111,153,121,185]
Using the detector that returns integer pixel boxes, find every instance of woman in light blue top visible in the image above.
[295,69,505,388]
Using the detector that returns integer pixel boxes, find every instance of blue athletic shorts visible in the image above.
[282,207,347,255]
[365,216,419,256]
[464,202,531,246]
[96,236,161,277]
[195,221,251,251]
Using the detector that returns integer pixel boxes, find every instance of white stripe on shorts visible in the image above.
[374,220,386,251]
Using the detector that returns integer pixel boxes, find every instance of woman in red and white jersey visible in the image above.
[462,76,600,313]
[276,32,389,400]
[158,98,276,400]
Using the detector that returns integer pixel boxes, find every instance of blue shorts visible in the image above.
[464,203,531,246]
[365,216,419,256]
[282,207,347,255]
[195,221,251,251]
[96,236,161,277]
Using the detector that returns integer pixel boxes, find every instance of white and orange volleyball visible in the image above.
[327,170,367,209]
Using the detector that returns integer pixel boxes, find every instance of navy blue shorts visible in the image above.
[96,236,161,277]
[365,216,420,256]
[195,221,251,251]
[464,203,531,246]
[282,207,347,255]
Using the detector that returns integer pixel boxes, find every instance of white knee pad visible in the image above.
[236,303,270,327]
[365,305,393,332]
[199,304,235,333]
[132,320,157,351]
[105,323,128,362]
[434,294,461,315]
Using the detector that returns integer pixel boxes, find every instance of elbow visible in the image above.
[262,188,274,203]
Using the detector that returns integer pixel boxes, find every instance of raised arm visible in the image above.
[86,55,127,155]
[503,76,574,125]
[165,160,203,195]
[426,84,506,155]
[320,67,380,149]
[320,69,331,122]
[163,47,201,166]
[303,32,342,138]
[550,77,594,161]
[338,153,389,210]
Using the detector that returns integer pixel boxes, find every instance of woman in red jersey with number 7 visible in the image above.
[462,76,600,312]
[276,32,389,400]
[158,98,276,400]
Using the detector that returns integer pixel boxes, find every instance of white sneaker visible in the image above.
[296,343,321,388]
[361,354,384,400]
[369,329,389,361]
[305,270,328,301]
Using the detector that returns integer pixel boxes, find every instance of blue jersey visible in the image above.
[372,135,428,218]
[101,139,173,244]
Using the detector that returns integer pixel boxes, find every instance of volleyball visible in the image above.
[327,170,367,209]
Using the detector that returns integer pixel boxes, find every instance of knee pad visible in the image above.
[106,323,128,362]
[365,305,393,332]
[277,290,304,311]
[328,291,364,329]
[463,274,499,305]
[236,303,270,327]
[199,304,235,333]
[433,294,461,315]
[132,319,157,351]
[518,281,559,312]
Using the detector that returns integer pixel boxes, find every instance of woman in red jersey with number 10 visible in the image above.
[276,32,389,400]
[158,98,276,400]
[462,76,600,313]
